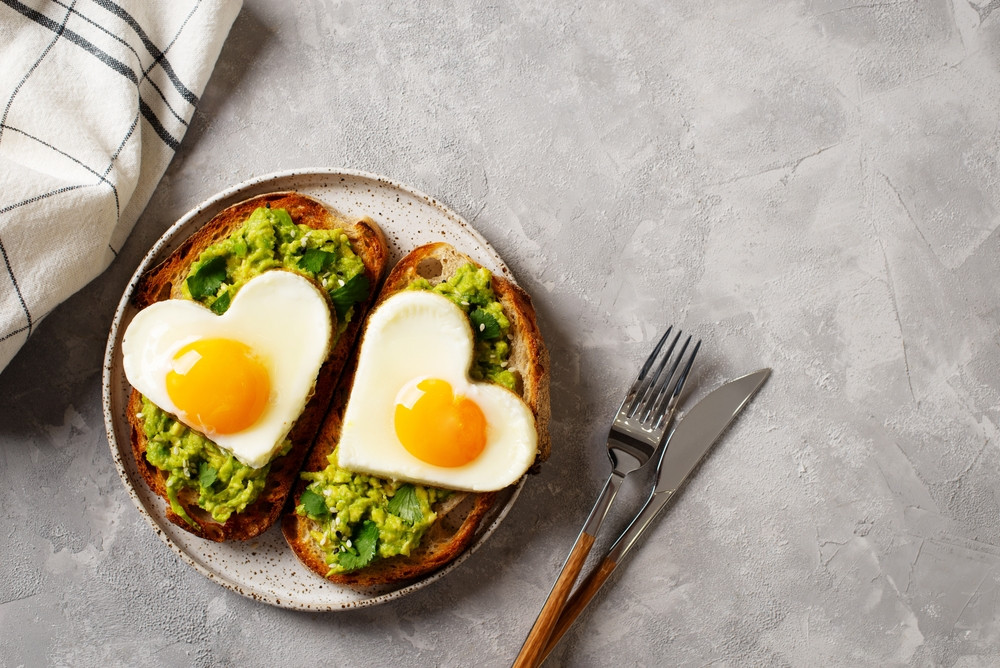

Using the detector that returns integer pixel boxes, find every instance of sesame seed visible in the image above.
[338,279,345,287]
[345,539,352,548]
[323,488,332,496]
[461,301,469,306]
[479,323,486,332]
[136,412,144,419]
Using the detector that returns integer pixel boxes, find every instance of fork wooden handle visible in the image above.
[541,556,619,660]
[512,531,597,668]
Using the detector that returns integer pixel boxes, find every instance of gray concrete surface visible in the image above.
[3,0,1000,665]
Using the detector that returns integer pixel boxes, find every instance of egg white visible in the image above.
[337,290,537,492]
[122,270,332,468]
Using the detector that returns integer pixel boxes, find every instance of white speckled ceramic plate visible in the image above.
[102,168,524,610]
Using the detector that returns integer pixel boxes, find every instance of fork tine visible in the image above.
[620,327,673,415]
[636,326,671,381]
[625,328,681,418]
[637,333,690,422]
[631,333,683,419]
[650,338,700,429]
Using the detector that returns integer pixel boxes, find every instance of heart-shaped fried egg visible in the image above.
[337,290,537,492]
[122,270,332,468]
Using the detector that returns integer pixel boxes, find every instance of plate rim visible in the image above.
[102,167,526,610]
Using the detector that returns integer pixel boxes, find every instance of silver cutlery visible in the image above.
[540,368,772,660]
[513,327,700,667]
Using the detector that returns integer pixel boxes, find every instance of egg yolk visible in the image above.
[166,338,270,435]
[394,378,487,467]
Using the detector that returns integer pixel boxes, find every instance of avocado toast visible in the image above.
[282,242,550,586]
[126,191,388,542]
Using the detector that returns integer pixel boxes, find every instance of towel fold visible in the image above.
[0,0,242,372]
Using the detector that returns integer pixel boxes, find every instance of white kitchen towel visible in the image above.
[0,0,241,373]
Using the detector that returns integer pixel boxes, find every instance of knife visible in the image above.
[540,368,771,659]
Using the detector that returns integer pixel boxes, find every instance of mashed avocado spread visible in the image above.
[139,206,368,528]
[296,263,516,574]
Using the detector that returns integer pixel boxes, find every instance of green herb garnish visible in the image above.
[209,289,231,315]
[198,462,217,488]
[330,273,370,321]
[386,484,422,525]
[299,248,333,274]
[186,256,228,300]
[300,488,329,517]
[469,308,501,340]
[338,520,379,571]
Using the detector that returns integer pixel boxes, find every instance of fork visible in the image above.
[513,327,700,668]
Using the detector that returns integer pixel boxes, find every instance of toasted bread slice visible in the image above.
[282,242,550,586]
[127,191,388,542]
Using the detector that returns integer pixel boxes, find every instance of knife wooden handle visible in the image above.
[513,531,597,668]
[541,556,619,661]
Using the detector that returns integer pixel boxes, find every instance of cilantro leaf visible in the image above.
[469,308,501,340]
[330,274,370,321]
[210,289,231,315]
[386,484,423,525]
[300,488,329,517]
[198,462,217,488]
[299,248,333,274]
[186,256,228,300]
[338,520,379,571]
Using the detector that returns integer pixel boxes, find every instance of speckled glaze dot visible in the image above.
[102,168,525,611]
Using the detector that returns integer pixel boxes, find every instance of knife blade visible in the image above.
[541,368,771,659]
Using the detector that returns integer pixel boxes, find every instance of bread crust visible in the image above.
[282,242,550,586]
[127,191,388,542]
